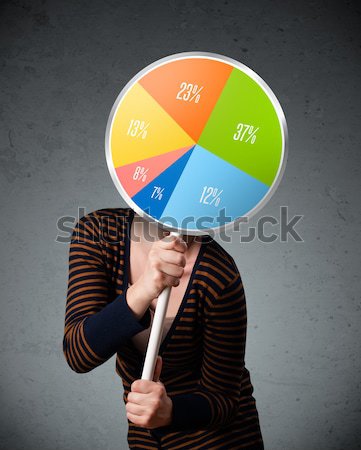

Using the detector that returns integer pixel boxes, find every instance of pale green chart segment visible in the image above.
[197,67,283,187]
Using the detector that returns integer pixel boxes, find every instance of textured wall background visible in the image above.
[0,1,360,449]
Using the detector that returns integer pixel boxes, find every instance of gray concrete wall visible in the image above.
[0,0,360,449]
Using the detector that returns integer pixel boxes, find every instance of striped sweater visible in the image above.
[63,208,264,449]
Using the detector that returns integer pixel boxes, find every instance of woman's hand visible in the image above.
[126,356,173,429]
[130,235,187,303]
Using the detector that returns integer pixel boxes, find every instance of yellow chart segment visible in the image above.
[111,83,195,168]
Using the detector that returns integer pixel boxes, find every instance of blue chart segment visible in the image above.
[161,145,270,229]
[132,147,194,219]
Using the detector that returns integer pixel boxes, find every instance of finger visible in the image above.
[158,261,184,279]
[162,274,182,288]
[126,401,147,416]
[126,411,145,426]
[158,236,187,253]
[153,356,162,382]
[131,379,155,394]
[159,249,186,267]
[127,391,148,405]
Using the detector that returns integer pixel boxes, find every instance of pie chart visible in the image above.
[105,52,287,234]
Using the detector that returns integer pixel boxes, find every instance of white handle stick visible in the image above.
[141,231,181,380]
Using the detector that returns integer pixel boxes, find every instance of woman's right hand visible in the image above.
[129,235,187,304]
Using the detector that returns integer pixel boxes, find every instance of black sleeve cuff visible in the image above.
[83,289,151,358]
[150,391,212,439]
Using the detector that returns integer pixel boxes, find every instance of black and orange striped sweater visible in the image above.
[63,208,264,449]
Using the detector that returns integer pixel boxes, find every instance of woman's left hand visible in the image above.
[126,356,173,429]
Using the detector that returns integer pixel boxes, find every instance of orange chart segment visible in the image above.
[139,58,233,141]
[115,145,194,197]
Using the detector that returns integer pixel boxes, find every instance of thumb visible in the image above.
[153,355,162,382]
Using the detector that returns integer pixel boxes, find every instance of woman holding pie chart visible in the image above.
[64,209,265,449]
[63,52,287,449]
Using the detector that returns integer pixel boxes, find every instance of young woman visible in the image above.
[63,207,264,449]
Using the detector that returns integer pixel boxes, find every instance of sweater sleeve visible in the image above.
[151,271,247,437]
[63,215,151,373]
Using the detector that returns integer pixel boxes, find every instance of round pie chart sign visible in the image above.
[105,51,288,235]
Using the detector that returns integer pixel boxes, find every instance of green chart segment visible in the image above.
[197,68,283,186]
[109,54,285,231]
